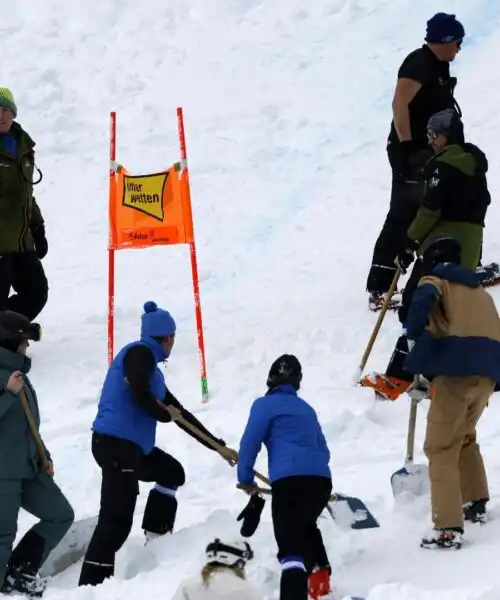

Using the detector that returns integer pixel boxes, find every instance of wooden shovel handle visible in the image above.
[358,269,401,375]
[158,402,341,500]
[19,389,51,471]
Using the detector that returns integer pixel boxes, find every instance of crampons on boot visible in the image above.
[463,499,488,524]
[1,565,48,597]
[359,372,411,401]
[308,567,331,600]
[368,290,402,312]
[420,528,463,550]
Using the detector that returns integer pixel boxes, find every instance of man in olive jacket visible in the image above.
[0,88,49,321]
[0,311,74,596]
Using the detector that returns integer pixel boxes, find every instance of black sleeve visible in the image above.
[162,388,226,451]
[398,51,431,86]
[123,345,171,422]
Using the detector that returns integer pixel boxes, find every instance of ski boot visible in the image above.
[420,528,463,550]
[463,499,488,524]
[308,566,332,600]
[368,290,402,312]
[1,565,48,597]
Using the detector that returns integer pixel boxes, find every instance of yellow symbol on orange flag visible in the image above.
[109,163,194,250]
[122,172,168,222]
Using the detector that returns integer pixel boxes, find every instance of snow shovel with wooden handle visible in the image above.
[390,377,429,499]
[164,404,381,531]
[18,389,99,577]
[354,269,401,384]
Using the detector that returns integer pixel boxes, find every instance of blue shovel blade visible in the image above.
[327,494,380,529]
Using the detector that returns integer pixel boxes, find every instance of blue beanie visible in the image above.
[425,13,465,44]
[140,301,176,339]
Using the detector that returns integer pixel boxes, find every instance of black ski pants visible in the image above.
[78,433,185,587]
[366,175,425,294]
[0,252,48,320]
[386,259,424,381]
[271,475,332,600]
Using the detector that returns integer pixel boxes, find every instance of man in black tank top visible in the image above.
[365,13,464,310]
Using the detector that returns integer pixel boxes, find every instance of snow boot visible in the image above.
[368,290,402,312]
[308,567,332,600]
[142,487,178,541]
[1,565,48,597]
[420,528,463,550]
[463,499,488,524]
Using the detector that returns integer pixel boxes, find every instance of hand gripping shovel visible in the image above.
[163,403,381,531]
[17,390,99,577]
[390,377,429,499]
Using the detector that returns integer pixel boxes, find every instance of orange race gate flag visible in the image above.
[110,163,193,249]
[107,109,209,402]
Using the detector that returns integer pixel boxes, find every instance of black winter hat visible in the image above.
[266,354,302,390]
[423,234,462,270]
[0,311,42,353]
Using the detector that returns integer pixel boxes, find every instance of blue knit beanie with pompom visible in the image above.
[140,301,176,339]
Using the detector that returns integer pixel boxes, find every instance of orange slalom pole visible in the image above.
[176,107,209,403]
[108,111,117,366]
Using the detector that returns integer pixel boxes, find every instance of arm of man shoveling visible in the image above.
[237,398,270,486]
[123,345,171,422]
[406,163,449,243]
[163,388,227,451]
[403,276,442,338]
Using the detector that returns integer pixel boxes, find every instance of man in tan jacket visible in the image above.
[403,234,500,550]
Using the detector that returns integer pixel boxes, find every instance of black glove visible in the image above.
[32,225,48,259]
[395,239,420,274]
[392,141,431,181]
[236,494,265,538]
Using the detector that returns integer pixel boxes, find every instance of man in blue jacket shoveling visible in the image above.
[237,355,333,600]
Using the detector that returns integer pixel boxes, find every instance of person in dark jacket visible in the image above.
[0,311,74,597]
[0,88,48,321]
[402,236,500,549]
[237,355,332,600]
[361,109,492,401]
[78,301,238,588]
[366,13,464,311]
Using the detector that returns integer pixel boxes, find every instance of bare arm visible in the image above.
[392,78,422,142]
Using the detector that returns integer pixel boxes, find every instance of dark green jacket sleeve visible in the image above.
[407,162,448,241]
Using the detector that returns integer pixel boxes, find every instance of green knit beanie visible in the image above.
[0,88,17,118]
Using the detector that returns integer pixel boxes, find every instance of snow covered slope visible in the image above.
[4,0,500,598]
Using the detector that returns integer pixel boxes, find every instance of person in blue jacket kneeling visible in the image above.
[237,355,332,600]
[79,301,237,587]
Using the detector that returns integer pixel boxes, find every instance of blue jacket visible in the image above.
[92,338,167,454]
[237,385,331,485]
[404,263,500,382]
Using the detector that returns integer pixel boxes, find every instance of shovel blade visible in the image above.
[327,494,380,530]
[40,514,98,576]
[391,463,429,498]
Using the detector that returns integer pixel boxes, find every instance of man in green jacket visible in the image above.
[0,311,74,596]
[361,108,493,400]
[0,88,48,321]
